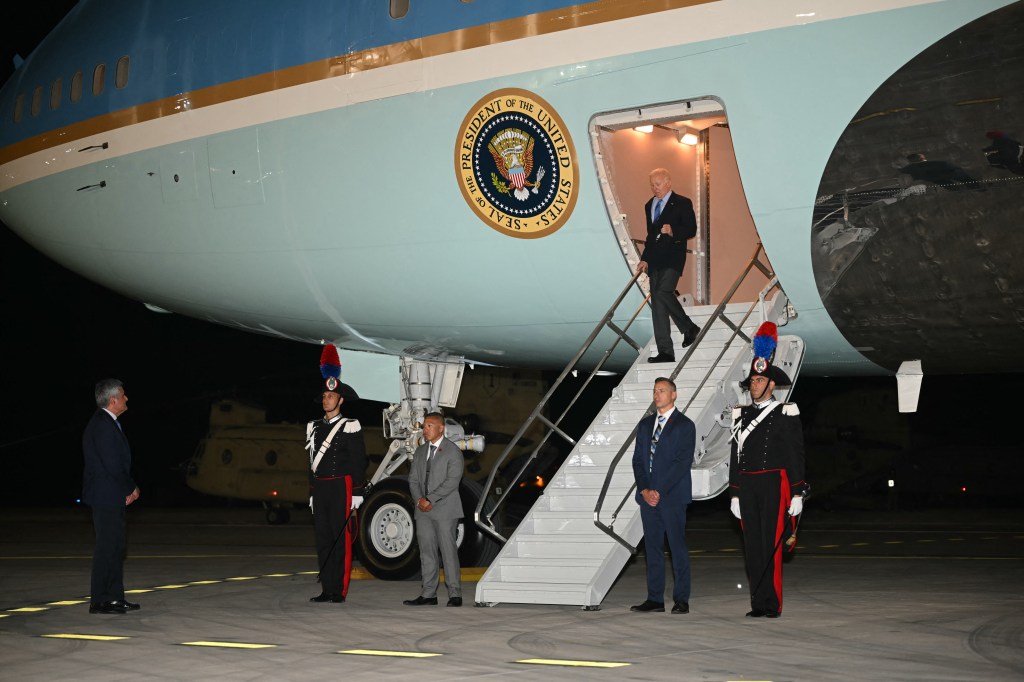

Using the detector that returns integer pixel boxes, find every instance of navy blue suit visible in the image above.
[82,410,136,604]
[632,408,695,604]
[640,191,699,356]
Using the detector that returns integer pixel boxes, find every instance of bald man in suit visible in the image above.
[404,412,465,607]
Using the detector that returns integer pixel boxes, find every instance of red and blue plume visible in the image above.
[319,343,341,380]
[752,322,778,360]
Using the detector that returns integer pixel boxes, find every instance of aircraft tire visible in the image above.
[356,477,421,580]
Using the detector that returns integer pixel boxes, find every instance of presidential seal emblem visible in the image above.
[455,89,578,239]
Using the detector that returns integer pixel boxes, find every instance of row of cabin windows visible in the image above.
[11,56,129,123]
[12,1,481,123]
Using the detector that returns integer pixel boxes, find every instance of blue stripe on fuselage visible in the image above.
[0,0,588,148]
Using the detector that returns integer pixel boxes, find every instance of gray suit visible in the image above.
[409,437,464,598]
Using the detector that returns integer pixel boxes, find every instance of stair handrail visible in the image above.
[474,270,651,544]
[594,243,780,552]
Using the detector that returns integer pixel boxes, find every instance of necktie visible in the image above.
[115,419,123,432]
[426,444,436,477]
[649,415,666,473]
[652,198,664,222]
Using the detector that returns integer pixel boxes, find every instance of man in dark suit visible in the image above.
[403,412,465,607]
[630,377,695,614]
[82,378,140,615]
[635,168,700,363]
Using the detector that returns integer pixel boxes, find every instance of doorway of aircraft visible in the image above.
[591,99,764,306]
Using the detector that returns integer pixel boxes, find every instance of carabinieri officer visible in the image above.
[729,323,808,619]
[307,344,367,604]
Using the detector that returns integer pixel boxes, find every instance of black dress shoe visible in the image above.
[745,608,767,618]
[310,593,344,603]
[121,600,141,611]
[403,596,438,606]
[89,601,128,614]
[647,354,675,364]
[671,601,689,614]
[681,325,700,348]
[630,600,665,613]
[447,597,462,607]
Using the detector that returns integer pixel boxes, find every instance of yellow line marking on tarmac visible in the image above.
[0,614,9,618]
[338,649,442,658]
[297,571,318,575]
[155,584,190,589]
[884,541,904,544]
[125,589,154,594]
[181,641,276,649]
[718,548,740,552]
[8,607,49,613]
[818,545,840,548]
[917,539,936,543]
[42,634,129,641]
[46,600,88,606]
[189,580,222,585]
[851,543,869,546]
[948,538,964,541]
[226,576,257,581]
[515,658,630,668]
[262,573,292,577]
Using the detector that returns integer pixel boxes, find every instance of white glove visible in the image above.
[730,497,741,519]
[788,495,804,516]
[351,496,364,511]
[309,496,314,512]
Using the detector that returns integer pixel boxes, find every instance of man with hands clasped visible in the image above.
[630,377,696,615]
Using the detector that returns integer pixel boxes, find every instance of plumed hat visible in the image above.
[739,322,792,388]
[318,344,359,402]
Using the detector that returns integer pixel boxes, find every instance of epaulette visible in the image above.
[782,403,800,416]
[343,419,362,433]
[731,406,742,420]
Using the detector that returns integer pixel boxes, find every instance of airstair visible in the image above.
[474,245,804,607]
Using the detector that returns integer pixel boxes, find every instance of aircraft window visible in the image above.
[390,0,409,19]
[115,55,130,89]
[70,70,83,103]
[92,63,106,96]
[49,78,62,111]
[221,449,233,464]
[265,450,278,466]
[31,86,43,117]
[13,94,24,123]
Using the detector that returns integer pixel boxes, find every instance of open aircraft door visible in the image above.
[591,98,765,308]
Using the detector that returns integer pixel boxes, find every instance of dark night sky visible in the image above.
[1,4,1017,510]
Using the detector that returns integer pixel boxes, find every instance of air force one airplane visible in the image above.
[2,0,1020,387]
[3,0,1021,589]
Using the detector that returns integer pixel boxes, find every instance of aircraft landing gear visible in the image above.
[355,477,501,580]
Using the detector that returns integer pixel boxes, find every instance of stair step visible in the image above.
[528,512,637,534]
[475,582,595,606]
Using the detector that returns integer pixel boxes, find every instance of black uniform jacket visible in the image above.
[728,402,807,497]
[307,416,368,495]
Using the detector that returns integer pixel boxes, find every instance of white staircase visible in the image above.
[474,299,804,607]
